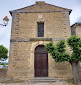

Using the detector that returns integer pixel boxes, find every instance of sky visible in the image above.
[0,0,81,62]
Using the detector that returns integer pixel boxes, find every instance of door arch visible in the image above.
[34,45,48,77]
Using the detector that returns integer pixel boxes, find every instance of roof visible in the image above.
[10,1,72,16]
[71,22,81,27]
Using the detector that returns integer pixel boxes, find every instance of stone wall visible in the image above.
[71,23,81,36]
[76,25,81,36]
[7,42,32,80]
[8,41,73,80]
[10,12,71,39]
[7,7,73,80]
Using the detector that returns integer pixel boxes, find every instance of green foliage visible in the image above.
[45,35,81,63]
[56,40,66,53]
[67,35,80,49]
[0,45,8,61]
[45,42,56,53]
[0,63,8,65]
[45,40,70,62]
[0,63,5,65]
[67,35,81,62]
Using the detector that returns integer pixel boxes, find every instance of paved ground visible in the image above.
[0,68,76,85]
[0,82,75,85]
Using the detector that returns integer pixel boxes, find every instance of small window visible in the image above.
[38,23,44,37]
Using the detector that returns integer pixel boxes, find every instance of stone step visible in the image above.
[28,77,56,83]
[30,77,55,80]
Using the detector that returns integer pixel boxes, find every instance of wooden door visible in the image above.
[34,45,48,77]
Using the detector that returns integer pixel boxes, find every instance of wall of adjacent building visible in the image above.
[71,24,81,80]
[75,25,81,37]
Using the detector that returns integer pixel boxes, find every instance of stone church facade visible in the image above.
[7,1,74,80]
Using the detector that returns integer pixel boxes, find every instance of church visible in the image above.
[7,1,81,80]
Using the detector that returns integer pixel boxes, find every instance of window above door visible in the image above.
[37,22,44,37]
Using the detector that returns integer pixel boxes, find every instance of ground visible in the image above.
[0,68,76,85]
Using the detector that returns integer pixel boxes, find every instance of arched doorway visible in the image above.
[34,45,48,77]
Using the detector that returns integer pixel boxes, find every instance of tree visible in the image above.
[45,35,81,85]
[0,45,8,61]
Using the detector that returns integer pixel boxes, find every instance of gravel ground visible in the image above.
[0,68,76,85]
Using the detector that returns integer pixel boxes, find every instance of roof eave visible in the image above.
[71,22,81,27]
[9,11,12,16]
[9,9,72,16]
[69,9,72,15]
